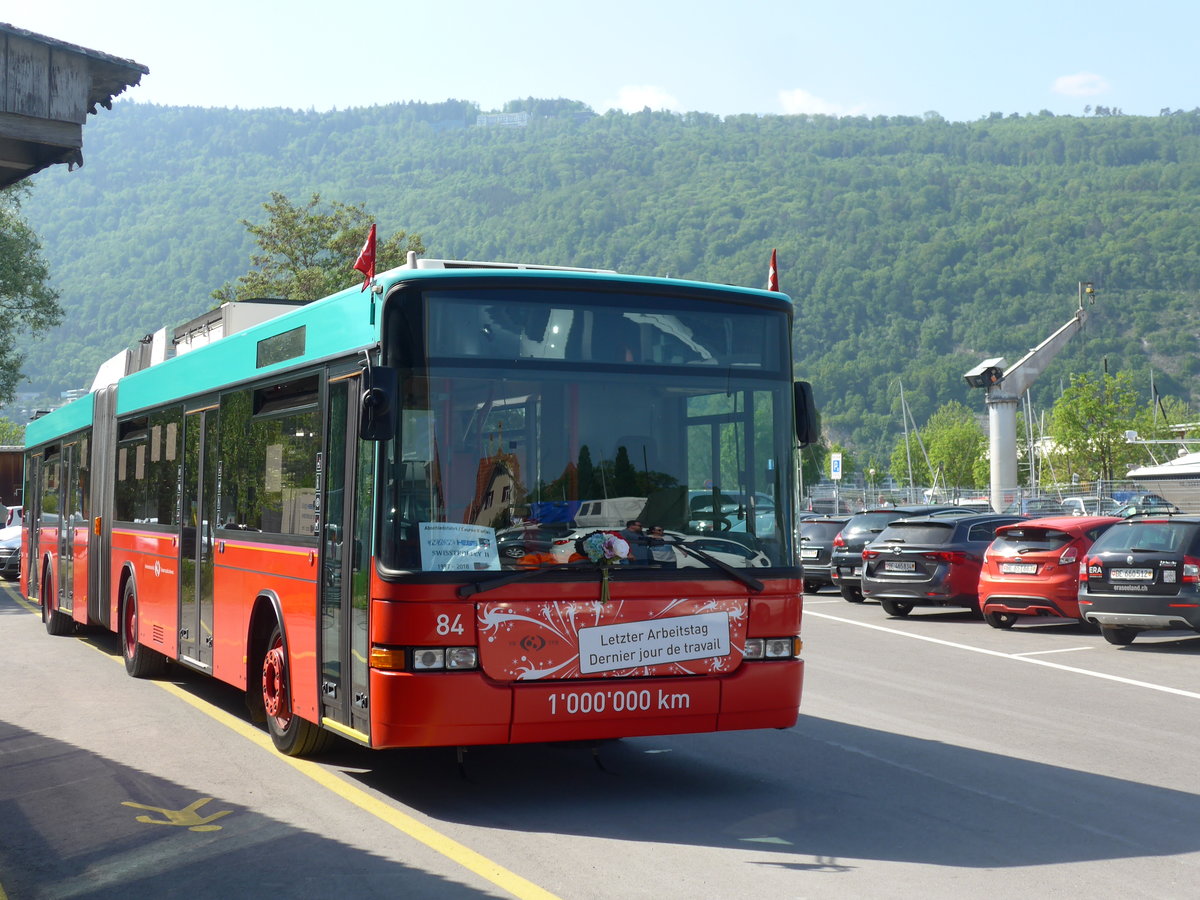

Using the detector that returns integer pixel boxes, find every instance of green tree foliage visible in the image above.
[0,185,61,404]
[611,446,640,496]
[0,416,24,444]
[16,102,1200,455]
[889,401,985,489]
[1048,371,1142,482]
[924,402,986,488]
[213,192,426,303]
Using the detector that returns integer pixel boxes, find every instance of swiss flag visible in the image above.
[767,248,779,292]
[353,224,377,291]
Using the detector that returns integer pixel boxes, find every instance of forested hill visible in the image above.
[20,99,1200,460]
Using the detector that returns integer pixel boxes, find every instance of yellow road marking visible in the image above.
[71,634,559,900]
[122,797,232,831]
[10,592,38,614]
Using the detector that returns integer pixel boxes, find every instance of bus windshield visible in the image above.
[379,285,795,573]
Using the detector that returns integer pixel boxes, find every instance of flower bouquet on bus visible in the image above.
[576,531,631,603]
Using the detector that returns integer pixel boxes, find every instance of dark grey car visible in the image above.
[861,513,1025,617]
[1079,516,1200,645]
[799,516,848,593]
[830,505,959,602]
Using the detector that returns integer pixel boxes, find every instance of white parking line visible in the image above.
[1011,646,1094,657]
[806,610,1200,700]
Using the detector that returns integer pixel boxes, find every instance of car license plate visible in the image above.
[1109,568,1154,581]
[884,560,915,572]
[1000,562,1037,575]
[801,548,819,559]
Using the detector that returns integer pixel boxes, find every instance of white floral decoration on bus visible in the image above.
[577,530,630,603]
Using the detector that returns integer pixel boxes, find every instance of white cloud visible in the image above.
[602,85,682,113]
[778,88,863,117]
[1052,72,1111,98]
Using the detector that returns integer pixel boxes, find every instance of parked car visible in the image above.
[798,516,849,593]
[979,515,1120,628]
[1078,515,1200,645]
[829,505,959,602]
[675,536,770,569]
[1115,500,1181,518]
[861,513,1025,617]
[497,523,574,561]
[1002,498,1069,517]
[0,524,20,580]
[547,528,768,569]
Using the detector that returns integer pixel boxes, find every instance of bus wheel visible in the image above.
[121,582,167,678]
[43,571,74,636]
[261,623,331,757]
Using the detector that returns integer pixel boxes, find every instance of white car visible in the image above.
[675,536,770,569]
[0,524,21,580]
[548,529,769,569]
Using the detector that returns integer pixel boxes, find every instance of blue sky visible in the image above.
[6,0,1198,121]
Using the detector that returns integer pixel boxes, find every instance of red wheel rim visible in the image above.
[262,636,291,729]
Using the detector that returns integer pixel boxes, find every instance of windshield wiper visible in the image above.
[457,559,593,597]
[460,541,766,597]
[671,540,764,592]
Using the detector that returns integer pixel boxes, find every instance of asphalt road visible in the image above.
[3,580,1199,899]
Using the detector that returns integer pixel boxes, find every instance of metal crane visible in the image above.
[964,282,1095,511]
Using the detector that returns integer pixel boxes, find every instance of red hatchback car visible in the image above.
[979,515,1120,629]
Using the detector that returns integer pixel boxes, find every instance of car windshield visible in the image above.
[801,521,845,541]
[876,521,956,545]
[1091,521,1195,554]
[845,512,899,535]
[992,527,1072,553]
[376,284,796,573]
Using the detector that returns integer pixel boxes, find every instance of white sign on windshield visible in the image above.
[419,523,501,571]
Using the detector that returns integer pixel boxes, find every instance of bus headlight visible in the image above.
[446,647,479,669]
[412,648,445,670]
[410,647,479,671]
[743,637,800,660]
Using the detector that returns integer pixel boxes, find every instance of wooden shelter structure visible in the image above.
[0,22,147,187]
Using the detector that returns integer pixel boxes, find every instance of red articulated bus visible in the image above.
[23,257,817,756]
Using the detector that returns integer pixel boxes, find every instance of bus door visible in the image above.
[179,405,218,670]
[25,451,42,599]
[319,373,374,741]
[55,439,85,618]
[68,435,90,622]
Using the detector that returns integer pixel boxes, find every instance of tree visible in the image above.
[923,402,985,489]
[0,417,24,444]
[611,446,640,496]
[889,402,984,491]
[0,185,61,404]
[213,192,425,303]
[1048,371,1142,482]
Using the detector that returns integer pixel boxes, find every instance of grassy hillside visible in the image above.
[19,100,1200,460]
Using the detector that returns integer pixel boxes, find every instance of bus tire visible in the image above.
[43,569,74,636]
[121,581,167,678]
[261,621,332,757]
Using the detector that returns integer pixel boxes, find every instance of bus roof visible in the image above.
[25,262,794,448]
